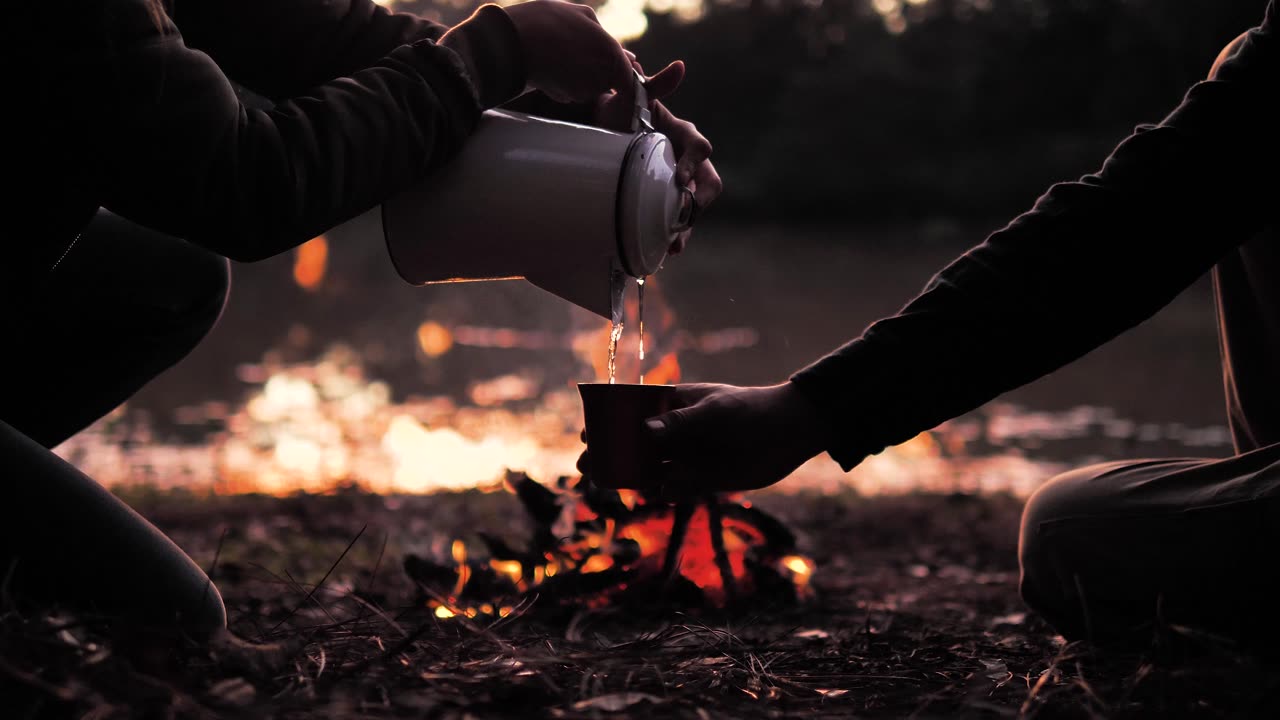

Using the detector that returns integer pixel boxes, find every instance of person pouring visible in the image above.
[2,0,721,642]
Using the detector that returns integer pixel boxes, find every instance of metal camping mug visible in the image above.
[578,382,676,489]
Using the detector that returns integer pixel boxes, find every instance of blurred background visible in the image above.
[59,0,1272,496]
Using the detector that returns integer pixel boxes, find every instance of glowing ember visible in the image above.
[405,472,816,618]
[781,555,816,589]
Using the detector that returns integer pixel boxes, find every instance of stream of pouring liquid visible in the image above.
[606,277,649,385]
[607,322,623,384]
[637,277,646,384]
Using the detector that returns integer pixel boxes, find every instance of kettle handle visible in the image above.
[671,186,698,233]
[631,69,653,133]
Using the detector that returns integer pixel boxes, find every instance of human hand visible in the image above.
[504,0,633,104]
[577,382,828,500]
[592,58,722,255]
[651,97,721,255]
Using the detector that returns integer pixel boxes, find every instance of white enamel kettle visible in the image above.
[381,72,696,323]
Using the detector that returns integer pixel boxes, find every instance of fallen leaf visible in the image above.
[989,612,1027,627]
[980,658,1009,682]
[816,688,849,698]
[208,678,256,707]
[571,693,662,712]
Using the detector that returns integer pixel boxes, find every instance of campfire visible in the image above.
[405,471,816,618]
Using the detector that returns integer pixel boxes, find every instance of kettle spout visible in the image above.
[526,259,627,324]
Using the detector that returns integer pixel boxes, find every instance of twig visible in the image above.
[267,524,367,636]
[706,498,738,607]
[661,501,695,586]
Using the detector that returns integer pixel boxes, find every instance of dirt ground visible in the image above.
[3,488,1278,719]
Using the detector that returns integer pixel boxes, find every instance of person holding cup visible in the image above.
[617,4,1279,652]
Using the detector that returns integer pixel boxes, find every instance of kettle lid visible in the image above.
[617,132,694,277]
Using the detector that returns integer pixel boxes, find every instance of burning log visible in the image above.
[404,471,816,618]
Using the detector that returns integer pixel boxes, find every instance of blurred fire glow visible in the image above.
[292,236,328,291]
[45,263,1194,498]
[51,335,1081,498]
[416,321,454,358]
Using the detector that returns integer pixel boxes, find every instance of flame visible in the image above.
[643,352,682,386]
[293,236,328,291]
[490,559,524,585]
[617,490,640,510]
[416,475,817,620]
[782,555,815,580]
[570,276,684,384]
[434,606,456,619]
[617,515,674,559]
[581,555,614,573]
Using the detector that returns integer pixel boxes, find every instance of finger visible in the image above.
[668,230,690,256]
[653,101,712,159]
[643,61,685,100]
[652,105,711,186]
[607,41,635,93]
[598,57,636,106]
[644,407,697,461]
[692,160,722,210]
[658,462,732,502]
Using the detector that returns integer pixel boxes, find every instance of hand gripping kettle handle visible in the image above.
[672,186,698,233]
[630,68,697,235]
[630,68,653,134]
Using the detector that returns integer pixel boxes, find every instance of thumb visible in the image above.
[645,406,696,460]
[644,61,685,100]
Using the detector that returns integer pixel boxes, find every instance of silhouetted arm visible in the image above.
[171,0,453,101]
[64,0,523,261]
[790,11,1278,471]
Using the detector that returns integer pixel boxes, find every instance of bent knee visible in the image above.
[1016,460,1136,586]
[175,251,231,335]
[1019,462,1124,547]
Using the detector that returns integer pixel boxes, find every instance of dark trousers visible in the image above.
[1019,227,1280,649]
[0,209,230,637]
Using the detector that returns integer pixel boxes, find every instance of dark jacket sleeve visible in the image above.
[790,10,1278,471]
[170,0,452,101]
[68,1,524,262]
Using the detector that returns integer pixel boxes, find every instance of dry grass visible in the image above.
[3,489,1278,718]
